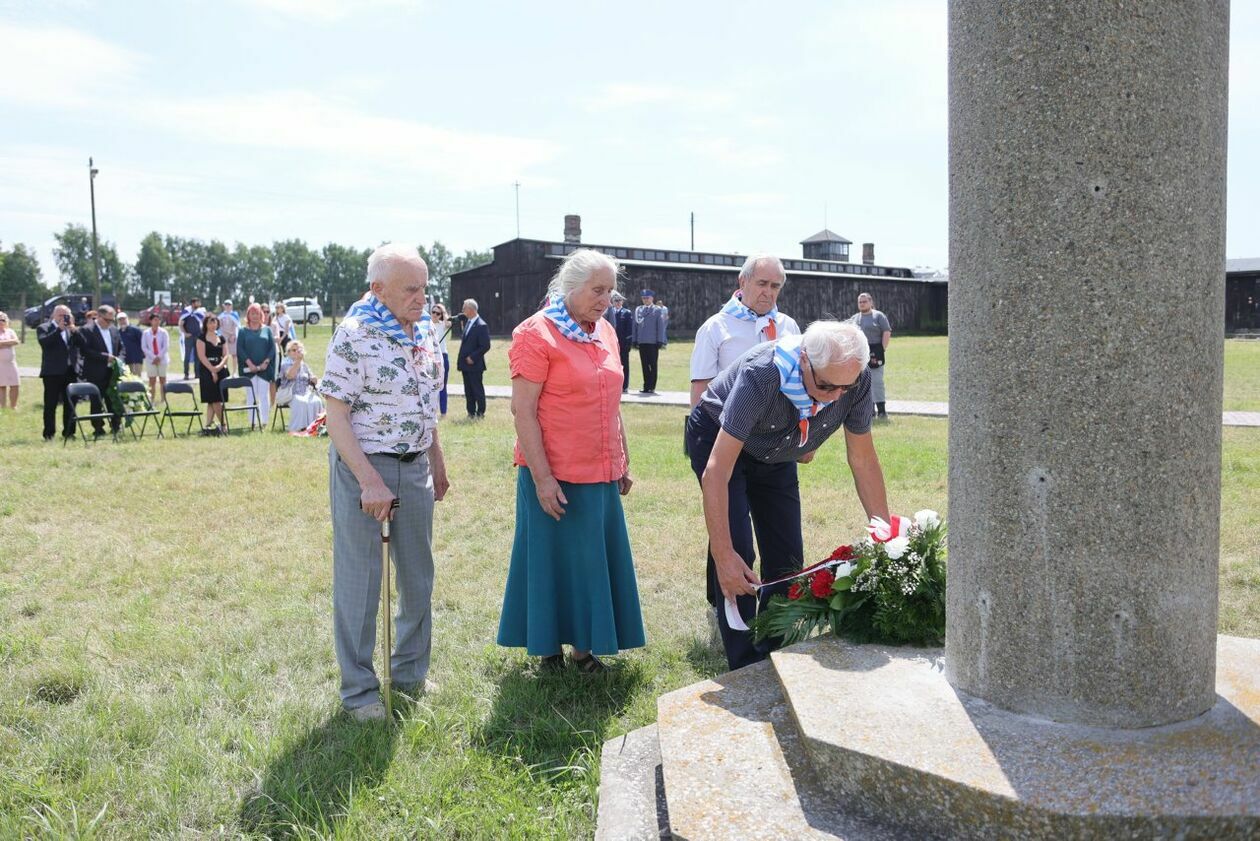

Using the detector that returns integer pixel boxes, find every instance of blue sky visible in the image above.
[1,0,1257,284]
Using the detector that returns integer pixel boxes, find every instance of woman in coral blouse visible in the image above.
[497,249,645,672]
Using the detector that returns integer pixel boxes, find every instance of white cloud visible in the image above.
[681,135,782,168]
[239,0,415,24]
[585,82,735,113]
[0,22,141,108]
[138,90,560,189]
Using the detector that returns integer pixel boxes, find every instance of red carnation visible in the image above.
[810,570,836,599]
[788,583,804,600]
[828,545,856,561]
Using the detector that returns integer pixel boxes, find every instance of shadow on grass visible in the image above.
[478,655,647,783]
[237,711,398,838]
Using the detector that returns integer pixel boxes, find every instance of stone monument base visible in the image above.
[595,635,1260,839]
[774,635,1260,840]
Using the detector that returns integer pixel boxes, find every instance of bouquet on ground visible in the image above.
[751,511,946,647]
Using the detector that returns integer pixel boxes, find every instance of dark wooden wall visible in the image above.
[451,240,949,336]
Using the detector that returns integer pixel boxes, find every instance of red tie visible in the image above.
[764,320,777,341]
[152,333,159,356]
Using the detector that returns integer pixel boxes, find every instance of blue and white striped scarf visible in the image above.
[542,295,599,344]
[773,335,832,445]
[345,294,430,349]
[721,292,777,327]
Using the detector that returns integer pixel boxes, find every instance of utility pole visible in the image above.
[89,157,101,305]
[514,181,521,238]
[690,212,695,251]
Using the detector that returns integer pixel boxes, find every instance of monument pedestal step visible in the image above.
[595,723,671,841]
[772,635,1260,840]
[652,659,917,840]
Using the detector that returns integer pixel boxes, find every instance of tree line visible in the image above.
[0,224,491,309]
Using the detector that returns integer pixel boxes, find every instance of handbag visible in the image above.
[276,378,295,407]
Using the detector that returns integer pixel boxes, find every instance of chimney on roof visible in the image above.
[564,215,582,244]
[862,243,875,265]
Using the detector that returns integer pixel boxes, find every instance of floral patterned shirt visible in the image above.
[317,316,443,455]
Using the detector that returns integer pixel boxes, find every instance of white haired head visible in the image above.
[547,248,620,301]
[366,243,427,292]
[802,320,869,369]
[738,253,786,285]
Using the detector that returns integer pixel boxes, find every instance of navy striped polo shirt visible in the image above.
[696,342,874,463]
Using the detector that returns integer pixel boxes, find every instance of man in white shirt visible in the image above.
[689,253,801,407]
[141,311,170,402]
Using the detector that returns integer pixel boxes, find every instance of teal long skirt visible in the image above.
[497,467,646,656]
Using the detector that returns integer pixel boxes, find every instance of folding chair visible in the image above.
[65,382,119,446]
[220,377,260,434]
[118,381,164,440]
[161,381,205,437]
[271,395,289,431]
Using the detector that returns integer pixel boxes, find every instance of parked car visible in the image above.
[136,302,185,327]
[282,297,322,324]
[23,292,116,328]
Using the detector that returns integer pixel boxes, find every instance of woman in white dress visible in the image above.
[279,340,323,432]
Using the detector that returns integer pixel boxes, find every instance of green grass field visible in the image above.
[14,329,1258,410]
[0,384,1257,837]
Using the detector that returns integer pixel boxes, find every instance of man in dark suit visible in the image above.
[37,304,80,441]
[457,298,490,418]
[73,304,123,436]
[603,291,634,393]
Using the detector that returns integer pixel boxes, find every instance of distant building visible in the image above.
[1227,258,1260,334]
[450,216,948,335]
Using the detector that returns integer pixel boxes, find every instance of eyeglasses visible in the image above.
[805,353,860,394]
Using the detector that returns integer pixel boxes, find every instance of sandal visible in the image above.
[570,653,608,674]
[539,654,566,673]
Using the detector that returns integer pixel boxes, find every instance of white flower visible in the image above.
[914,510,941,530]
[885,536,910,560]
[831,561,854,578]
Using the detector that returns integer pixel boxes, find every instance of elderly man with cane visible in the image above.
[319,243,450,722]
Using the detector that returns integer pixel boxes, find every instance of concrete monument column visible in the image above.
[947,1,1229,727]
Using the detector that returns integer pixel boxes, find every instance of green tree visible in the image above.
[321,243,370,312]
[0,243,48,308]
[231,243,275,304]
[134,232,174,300]
[165,236,208,304]
[272,239,323,303]
[53,224,129,299]
[204,240,232,306]
[418,241,491,304]
[52,224,96,291]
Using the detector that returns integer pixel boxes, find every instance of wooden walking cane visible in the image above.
[380,497,400,721]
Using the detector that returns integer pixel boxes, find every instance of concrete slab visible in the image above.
[595,724,670,841]
[772,636,1260,839]
[656,660,919,841]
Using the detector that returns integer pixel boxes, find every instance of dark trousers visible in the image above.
[619,345,631,391]
[462,369,486,417]
[41,375,74,439]
[638,343,660,392]
[686,410,803,671]
[439,352,449,415]
[183,337,199,378]
[85,374,120,434]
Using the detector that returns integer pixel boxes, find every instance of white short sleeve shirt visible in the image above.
[689,311,801,381]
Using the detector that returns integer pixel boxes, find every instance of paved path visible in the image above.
[17,367,1259,427]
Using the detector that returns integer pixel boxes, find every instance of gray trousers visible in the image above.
[870,364,886,403]
[330,445,435,709]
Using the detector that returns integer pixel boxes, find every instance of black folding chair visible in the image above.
[118,381,164,440]
[220,377,260,434]
[271,394,289,431]
[66,382,118,446]
[161,381,204,437]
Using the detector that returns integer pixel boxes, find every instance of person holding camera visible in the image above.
[37,305,80,440]
[73,305,124,437]
[850,292,892,421]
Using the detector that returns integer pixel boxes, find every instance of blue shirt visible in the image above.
[697,343,874,463]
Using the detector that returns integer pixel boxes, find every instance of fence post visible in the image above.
[18,292,26,343]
